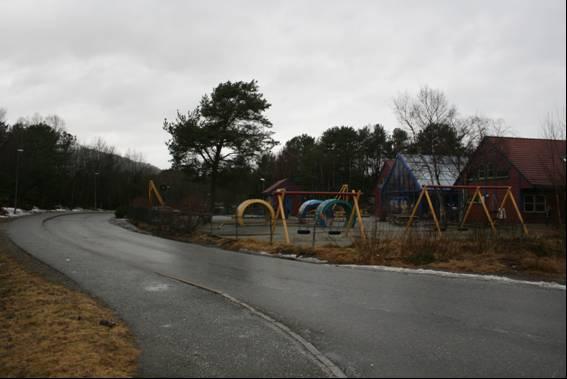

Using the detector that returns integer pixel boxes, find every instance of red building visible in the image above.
[456,136,566,224]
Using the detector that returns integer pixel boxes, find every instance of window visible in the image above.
[496,168,509,178]
[524,195,546,213]
[476,164,508,180]
[486,164,494,178]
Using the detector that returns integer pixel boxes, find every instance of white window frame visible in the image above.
[523,194,546,213]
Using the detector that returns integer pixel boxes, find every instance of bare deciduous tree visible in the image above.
[541,109,566,231]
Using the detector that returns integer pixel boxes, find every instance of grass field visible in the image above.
[0,230,139,378]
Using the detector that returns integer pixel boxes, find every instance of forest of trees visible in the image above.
[0,110,159,211]
[159,123,413,212]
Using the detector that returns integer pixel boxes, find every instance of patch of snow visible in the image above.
[276,253,299,260]
[145,283,170,292]
[0,207,32,217]
[338,264,566,290]
[298,256,327,264]
[1,206,75,217]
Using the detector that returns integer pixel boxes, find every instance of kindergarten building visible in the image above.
[456,136,566,224]
[374,160,394,220]
[378,154,466,222]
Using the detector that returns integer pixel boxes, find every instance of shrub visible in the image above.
[114,205,128,219]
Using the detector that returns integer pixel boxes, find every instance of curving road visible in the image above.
[6,212,566,377]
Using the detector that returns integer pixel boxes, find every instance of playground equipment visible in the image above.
[314,199,354,227]
[148,180,165,207]
[235,199,275,228]
[234,184,366,244]
[274,189,366,244]
[297,199,322,221]
[405,185,528,237]
[335,184,349,201]
[297,184,351,223]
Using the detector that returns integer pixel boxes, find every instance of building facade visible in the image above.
[456,137,566,224]
[379,154,466,221]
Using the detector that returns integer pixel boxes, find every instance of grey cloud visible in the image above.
[1,0,565,168]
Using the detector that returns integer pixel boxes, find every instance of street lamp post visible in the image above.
[260,177,265,193]
[94,171,99,210]
[13,149,24,215]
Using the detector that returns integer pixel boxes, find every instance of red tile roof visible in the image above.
[485,136,566,186]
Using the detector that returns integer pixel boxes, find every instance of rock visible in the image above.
[99,319,117,328]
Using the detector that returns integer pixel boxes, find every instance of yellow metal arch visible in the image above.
[236,199,275,226]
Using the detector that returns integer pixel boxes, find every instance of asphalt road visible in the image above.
[6,213,566,377]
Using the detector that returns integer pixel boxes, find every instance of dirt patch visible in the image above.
[131,220,566,284]
[0,229,139,377]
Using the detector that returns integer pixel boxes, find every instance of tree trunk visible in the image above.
[209,147,222,215]
[209,164,218,215]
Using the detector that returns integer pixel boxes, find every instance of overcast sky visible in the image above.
[1,0,565,169]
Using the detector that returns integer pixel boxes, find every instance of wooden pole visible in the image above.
[504,188,529,236]
[353,191,366,240]
[478,188,496,232]
[276,190,290,244]
[423,187,442,236]
[148,180,165,207]
[345,190,357,237]
[460,187,478,229]
[405,187,426,233]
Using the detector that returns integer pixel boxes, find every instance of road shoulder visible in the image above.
[0,221,140,377]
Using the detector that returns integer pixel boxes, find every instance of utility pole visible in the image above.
[13,148,24,215]
[94,171,99,210]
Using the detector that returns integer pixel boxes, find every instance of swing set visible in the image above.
[405,185,528,236]
[274,189,367,243]
[235,188,367,244]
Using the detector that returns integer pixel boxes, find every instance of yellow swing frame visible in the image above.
[273,189,367,244]
[148,179,165,207]
[405,185,528,237]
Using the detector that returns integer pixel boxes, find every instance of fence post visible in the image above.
[373,215,378,242]
[312,220,317,248]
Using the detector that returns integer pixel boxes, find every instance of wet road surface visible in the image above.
[6,213,566,377]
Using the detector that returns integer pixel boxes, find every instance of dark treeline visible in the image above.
[156,124,408,212]
[258,124,408,194]
[0,112,159,210]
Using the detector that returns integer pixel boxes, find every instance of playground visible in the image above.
[134,180,565,280]
[196,183,532,249]
[205,186,369,247]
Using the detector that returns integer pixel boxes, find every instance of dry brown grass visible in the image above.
[354,234,566,282]
[133,221,566,283]
[0,242,139,377]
